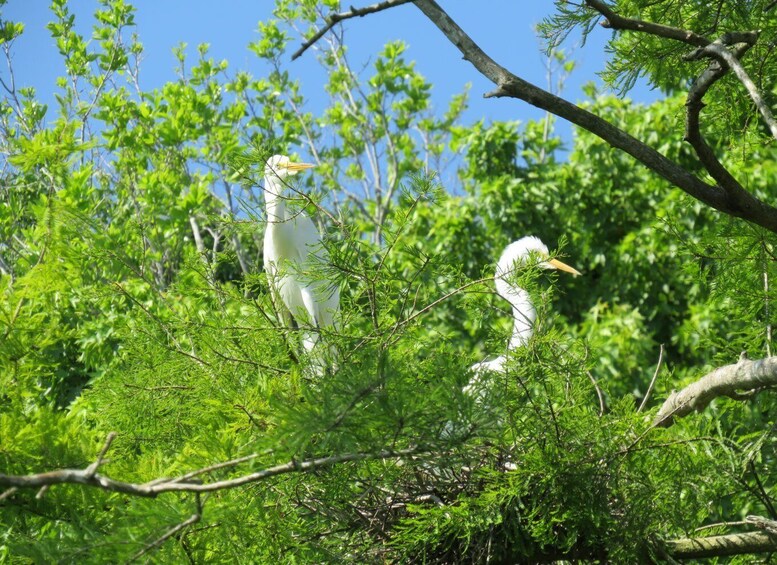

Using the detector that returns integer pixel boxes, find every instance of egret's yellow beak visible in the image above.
[285,161,315,172]
[548,258,582,277]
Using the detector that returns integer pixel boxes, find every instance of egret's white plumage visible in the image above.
[469,236,580,377]
[262,155,339,354]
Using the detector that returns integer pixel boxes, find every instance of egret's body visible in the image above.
[263,155,339,354]
[470,236,580,376]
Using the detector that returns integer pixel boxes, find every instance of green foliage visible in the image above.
[1,0,777,562]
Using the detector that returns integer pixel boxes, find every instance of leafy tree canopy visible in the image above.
[1,0,776,562]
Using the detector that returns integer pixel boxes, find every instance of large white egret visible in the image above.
[262,155,340,356]
[469,236,580,375]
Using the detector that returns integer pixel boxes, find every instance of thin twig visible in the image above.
[292,0,414,60]
[748,460,777,520]
[85,432,117,478]
[234,404,266,430]
[694,520,748,533]
[764,243,772,357]
[638,344,665,412]
[123,384,193,392]
[128,495,202,562]
[586,371,606,416]
[0,487,18,502]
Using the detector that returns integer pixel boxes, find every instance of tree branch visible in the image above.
[654,356,777,427]
[665,530,777,559]
[684,41,759,214]
[586,0,774,139]
[585,0,710,47]
[638,344,664,412]
[407,0,777,234]
[85,432,117,479]
[291,0,777,232]
[128,495,202,563]
[747,514,777,534]
[680,30,777,134]
[0,441,420,498]
[582,2,777,212]
[291,0,414,61]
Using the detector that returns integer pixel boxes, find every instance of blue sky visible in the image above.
[3,1,656,148]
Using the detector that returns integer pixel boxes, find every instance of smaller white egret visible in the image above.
[469,236,580,375]
[262,155,340,357]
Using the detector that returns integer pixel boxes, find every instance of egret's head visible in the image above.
[264,154,315,181]
[497,236,581,278]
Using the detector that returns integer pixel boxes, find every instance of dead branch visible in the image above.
[654,356,777,427]
[0,440,419,499]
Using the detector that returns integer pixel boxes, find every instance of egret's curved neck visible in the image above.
[496,279,536,350]
[264,175,286,222]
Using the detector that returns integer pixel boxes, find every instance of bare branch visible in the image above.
[0,487,18,502]
[291,0,414,61]
[0,445,420,498]
[580,3,777,211]
[654,356,777,427]
[693,520,748,533]
[290,0,777,232]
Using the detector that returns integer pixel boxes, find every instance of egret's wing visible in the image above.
[290,213,340,329]
[288,213,322,261]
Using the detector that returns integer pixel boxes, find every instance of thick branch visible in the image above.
[409,0,777,233]
[666,530,777,559]
[654,356,777,426]
[681,42,777,223]
[291,0,414,60]
[0,446,419,498]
